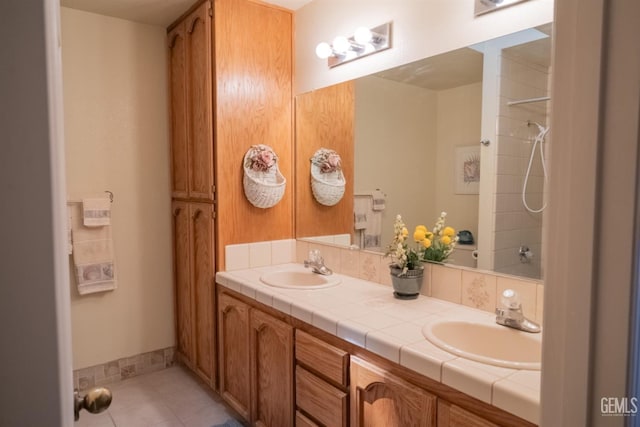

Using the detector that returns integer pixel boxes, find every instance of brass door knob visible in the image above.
[74,387,112,421]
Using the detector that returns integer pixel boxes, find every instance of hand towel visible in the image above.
[353,194,383,251]
[83,197,111,227]
[371,189,386,211]
[354,195,369,230]
[71,204,117,295]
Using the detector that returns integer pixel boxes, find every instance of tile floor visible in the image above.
[76,365,243,427]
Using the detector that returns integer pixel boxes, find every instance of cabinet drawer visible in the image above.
[296,366,348,427]
[295,329,349,387]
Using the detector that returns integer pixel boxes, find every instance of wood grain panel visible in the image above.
[191,202,215,384]
[186,2,214,200]
[351,356,436,427]
[251,308,294,427]
[295,329,349,387]
[168,25,189,199]
[218,293,251,421]
[214,0,294,270]
[438,400,499,427]
[295,411,318,427]
[296,366,348,427]
[172,201,192,363]
[295,81,355,239]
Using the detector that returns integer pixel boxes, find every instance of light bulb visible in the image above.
[315,42,332,59]
[354,27,372,44]
[363,43,376,54]
[332,35,350,54]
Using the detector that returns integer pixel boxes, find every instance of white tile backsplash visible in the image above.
[223,239,543,321]
[249,241,271,268]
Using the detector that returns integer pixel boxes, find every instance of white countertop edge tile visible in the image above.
[493,378,541,425]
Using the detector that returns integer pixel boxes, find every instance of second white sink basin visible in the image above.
[260,269,341,289]
[422,319,542,370]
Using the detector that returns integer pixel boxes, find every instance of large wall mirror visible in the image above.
[295,23,552,281]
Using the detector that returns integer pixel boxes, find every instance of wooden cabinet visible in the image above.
[296,366,348,427]
[218,293,251,420]
[171,200,215,384]
[168,1,214,201]
[217,289,294,426]
[295,329,349,426]
[351,357,437,427]
[250,308,294,427]
[437,400,499,427]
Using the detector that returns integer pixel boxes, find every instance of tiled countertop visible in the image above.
[215,263,541,425]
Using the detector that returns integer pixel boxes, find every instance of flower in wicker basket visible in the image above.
[310,148,345,206]
[245,145,277,172]
[311,148,342,173]
[243,144,286,209]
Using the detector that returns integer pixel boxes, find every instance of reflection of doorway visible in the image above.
[474,26,551,280]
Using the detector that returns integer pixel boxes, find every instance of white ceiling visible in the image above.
[59,0,312,27]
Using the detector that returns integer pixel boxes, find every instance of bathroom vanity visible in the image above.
[216,264,540,427]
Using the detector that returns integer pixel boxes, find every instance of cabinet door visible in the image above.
[351,357,436,427]
[218,293,251,421]
[185,1,214,200]
[437,400,498,427]
[190,202,215,383]
[250,309,294,427]
[168,24,189,199]
[171,201,192,364]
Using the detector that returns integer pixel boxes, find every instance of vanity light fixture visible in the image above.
[315,22,392,68]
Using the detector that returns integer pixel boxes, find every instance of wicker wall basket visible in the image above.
[243,145,286,209]
[311,163,346,206]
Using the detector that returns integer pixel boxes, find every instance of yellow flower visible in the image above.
[422,238,432,249]
[413,228,426,242]
[443,226,456,237]
[426,231,434,239]
[416,225,427,233]
[441,235,452,245]
[402,227,409,237]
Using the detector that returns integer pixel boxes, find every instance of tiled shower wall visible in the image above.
[493,52,551,279]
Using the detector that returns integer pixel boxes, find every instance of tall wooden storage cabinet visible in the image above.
[167,0,293,388]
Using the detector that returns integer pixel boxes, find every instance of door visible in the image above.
[250,309,294,427]
[350,357,436,427]
[185,1,214,200]
[172,201,193,364]
[190,202,215,383]
[168,23,189,199]
[218,293,251,420]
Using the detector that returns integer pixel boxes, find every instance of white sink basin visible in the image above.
[422,319,541,370]
[260,269,341,289]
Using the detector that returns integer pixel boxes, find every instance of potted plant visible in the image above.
[385,215,425,299]
[386,213,459,299]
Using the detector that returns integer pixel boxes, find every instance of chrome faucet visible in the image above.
[304,249,332,275]
[495,289,541,333]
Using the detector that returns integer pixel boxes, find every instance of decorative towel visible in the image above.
[371,189,386,211]
[70,204,116,295]
[354,196,369,230]
[83,197,111,227]
[354,194,383,252]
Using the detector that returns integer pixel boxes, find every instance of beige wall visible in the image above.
[354,77,481,255]
[295,0,553,94]
[435,82,482,247]
[354,76,438,250]
[61,8,174,369]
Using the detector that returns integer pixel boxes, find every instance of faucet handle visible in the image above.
[500,289,521,309]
